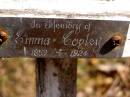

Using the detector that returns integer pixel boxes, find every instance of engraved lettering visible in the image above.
[56,49,63,57]
[25,37,51,45]
[63,31,102,48]
[32,49,48,57]
[89,39,97,46]
[72,39,79,46]
[84,23,91,32]
[31,20,44,29]
[15,31,24,44]
[78,39,85,47]
[70,50,89,57]
[63,31,74,45]
[44,20,88,32]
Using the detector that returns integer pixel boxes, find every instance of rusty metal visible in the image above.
[99,35,124,55]
[0,17,129,58]
[0,28,8,45]
[112,35,122,46]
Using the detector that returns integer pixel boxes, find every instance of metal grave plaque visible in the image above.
[0,17,129,58]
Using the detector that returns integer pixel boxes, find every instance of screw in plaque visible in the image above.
[0,28,8,45]
[111,35,122,46]
[100,35,122,55]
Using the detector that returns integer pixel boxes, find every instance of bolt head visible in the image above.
[0,30,8,42]
[112,35,122,46]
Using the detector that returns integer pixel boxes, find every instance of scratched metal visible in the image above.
[0,17,129,58]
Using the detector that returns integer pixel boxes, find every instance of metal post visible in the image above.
[36,58,77,97]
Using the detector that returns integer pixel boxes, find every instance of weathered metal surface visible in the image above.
[0,17,129,58]
[36,58,77,97]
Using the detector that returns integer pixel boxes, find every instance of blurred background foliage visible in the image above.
[0,58,35,97]
[0,58,130,97]
[77,58,130,97]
